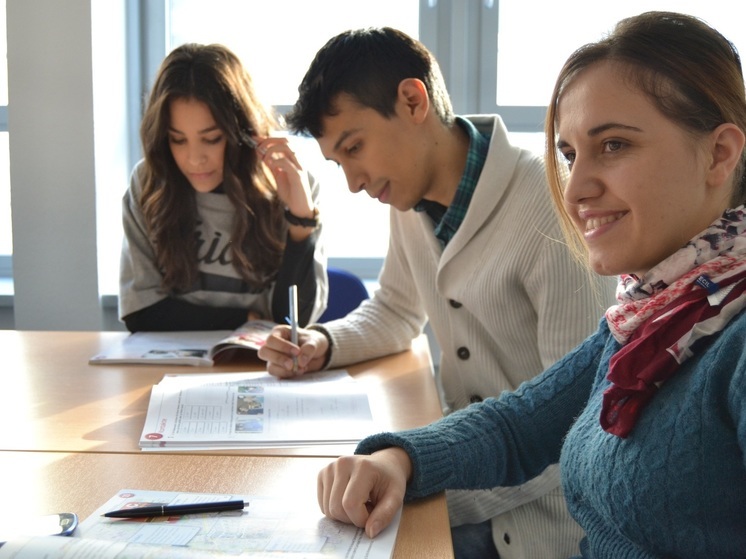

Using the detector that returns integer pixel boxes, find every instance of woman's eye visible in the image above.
[205,135,224,145]
[561,151,576,169]
[169,136,185,145]
[347,142,360,155]
[604,140,623,153]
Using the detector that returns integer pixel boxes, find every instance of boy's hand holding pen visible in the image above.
[260,297,331,379]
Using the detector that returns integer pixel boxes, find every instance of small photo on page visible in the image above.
[143,349,209,359]
[236,394,264,415]
[235,417,264,433]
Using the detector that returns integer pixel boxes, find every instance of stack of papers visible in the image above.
[0,489,401,558]
[139,370,377,451]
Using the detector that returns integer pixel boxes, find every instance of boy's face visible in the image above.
[316,93,434,211]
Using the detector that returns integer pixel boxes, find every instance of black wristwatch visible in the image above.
[284,207,319,228]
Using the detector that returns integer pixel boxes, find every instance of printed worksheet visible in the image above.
[0,489,401,559]
[139,370,377,450]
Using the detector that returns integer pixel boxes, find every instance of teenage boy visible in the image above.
[259,27,612,559]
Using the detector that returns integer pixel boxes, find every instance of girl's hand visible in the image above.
[256,137,316,240]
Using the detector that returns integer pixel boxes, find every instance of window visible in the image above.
[168,1,419,109]
[488,0,746,151]
[44,1,746,299]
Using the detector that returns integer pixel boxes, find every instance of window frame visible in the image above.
[1,0,10,280]
[0,78,8,281]
[420,1,546,131]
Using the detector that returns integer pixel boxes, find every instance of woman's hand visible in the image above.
[256,137,316,241]
[318,447,412,538]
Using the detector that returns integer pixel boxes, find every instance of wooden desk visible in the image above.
[0,331,441,455]
[0,451,453,559]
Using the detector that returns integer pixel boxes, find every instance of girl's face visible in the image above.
[168,97,227,193]
[556,61,730,278]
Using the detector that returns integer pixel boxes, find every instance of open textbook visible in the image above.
[0,489,401,558]
[89,320,276,366]
[139,370,377,450]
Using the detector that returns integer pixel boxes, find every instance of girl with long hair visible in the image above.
[119,43,327,331]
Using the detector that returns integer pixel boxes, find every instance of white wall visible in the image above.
[6,0,128,330]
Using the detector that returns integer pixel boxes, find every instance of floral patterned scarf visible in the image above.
[601,206,746,437]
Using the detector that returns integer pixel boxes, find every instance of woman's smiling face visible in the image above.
[557,61,730,278]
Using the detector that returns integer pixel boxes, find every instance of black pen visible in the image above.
[103,499,246,518]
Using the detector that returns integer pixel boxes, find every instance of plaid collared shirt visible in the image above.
[414,117,490,247]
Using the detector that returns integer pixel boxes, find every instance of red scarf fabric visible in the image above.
[601,207,746,438]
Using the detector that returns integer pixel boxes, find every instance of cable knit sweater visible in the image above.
[319,115,616,558]
[357,311,746,558]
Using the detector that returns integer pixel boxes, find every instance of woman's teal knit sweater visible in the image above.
[357,312,746,558]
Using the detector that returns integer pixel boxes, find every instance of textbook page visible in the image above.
[89,320,275,366]
[139,369,377,450]
[0,489,401,559]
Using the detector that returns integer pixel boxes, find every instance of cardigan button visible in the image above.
[457,346,470,360]
[449,299,462,308]
[503,532,511,544]
[469,394,483,404]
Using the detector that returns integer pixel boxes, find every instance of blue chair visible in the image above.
[319,267,369,322]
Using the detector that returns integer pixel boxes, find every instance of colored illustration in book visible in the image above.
[143,349,209,359]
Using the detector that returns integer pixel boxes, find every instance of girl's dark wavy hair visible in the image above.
[545,11,746,264]
[139,43,285,293]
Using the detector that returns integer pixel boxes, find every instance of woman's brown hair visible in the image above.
[139,43,285,293]
[545,11,746,265]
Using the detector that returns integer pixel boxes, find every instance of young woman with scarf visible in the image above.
[315,12,746,558]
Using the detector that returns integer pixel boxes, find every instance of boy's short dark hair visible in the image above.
[286,27,454,138]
